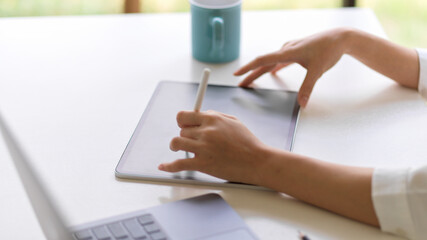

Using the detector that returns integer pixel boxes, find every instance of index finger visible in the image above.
[234,51,284,76]
[176,110,204,128]
[238,64,276,87]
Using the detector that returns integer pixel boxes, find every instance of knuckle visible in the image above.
[179,129,185,137]
[254,56,264,65]
[176,110,185,120]
[204,114,216,123]
[204,127,216,135]
[170,137,181,150]
[224,113,237,120]
[283,46,297,56]
[201,127,218,141]
[281,42,289,48]
[176,111,186,126]
[282,40,295,48]
[208,114,221,123]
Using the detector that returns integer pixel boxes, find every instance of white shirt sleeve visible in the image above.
[372,166,427,240]
[417,48,427,99]
[372,50,427,239]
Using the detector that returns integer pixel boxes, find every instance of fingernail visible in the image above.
[158,164,165,170]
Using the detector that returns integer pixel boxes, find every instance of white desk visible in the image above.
[1,8,426,240]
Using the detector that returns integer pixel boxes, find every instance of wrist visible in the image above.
[250,144,277,186]
[250,145,293,189]
[338,27,359,55]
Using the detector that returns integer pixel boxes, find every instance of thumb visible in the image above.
[298,70,321,108]
[158,158,198,172]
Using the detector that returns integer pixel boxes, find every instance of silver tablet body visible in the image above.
[116,81,300,190]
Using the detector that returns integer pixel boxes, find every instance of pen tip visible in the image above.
[298,230,310,240]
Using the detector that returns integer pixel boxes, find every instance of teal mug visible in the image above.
[190,0,241,63]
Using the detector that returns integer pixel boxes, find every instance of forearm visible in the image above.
[342,28,419,89]
[256,146,379,227]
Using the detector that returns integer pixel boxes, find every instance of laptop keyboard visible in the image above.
[74,214,168,240]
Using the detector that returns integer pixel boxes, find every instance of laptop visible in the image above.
[0,112,258,240]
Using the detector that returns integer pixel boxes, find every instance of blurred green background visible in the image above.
[0,0,426,48]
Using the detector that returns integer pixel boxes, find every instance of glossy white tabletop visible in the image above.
[1,8,425,240]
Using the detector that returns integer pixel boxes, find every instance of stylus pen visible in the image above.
[184,68,211,178]
[194,68,211,111]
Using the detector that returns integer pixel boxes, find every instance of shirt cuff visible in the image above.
[416,48,427,99]
[372,168,416,239]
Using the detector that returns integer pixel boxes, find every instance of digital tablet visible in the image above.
[115,81,300,190]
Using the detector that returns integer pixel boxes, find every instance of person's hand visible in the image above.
[158,110,267,185]
[234,28,351,107]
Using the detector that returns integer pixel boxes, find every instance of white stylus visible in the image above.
[183,68,211,179]
[194,68,211,111]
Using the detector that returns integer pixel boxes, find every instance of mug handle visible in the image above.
[211,17,224,53]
